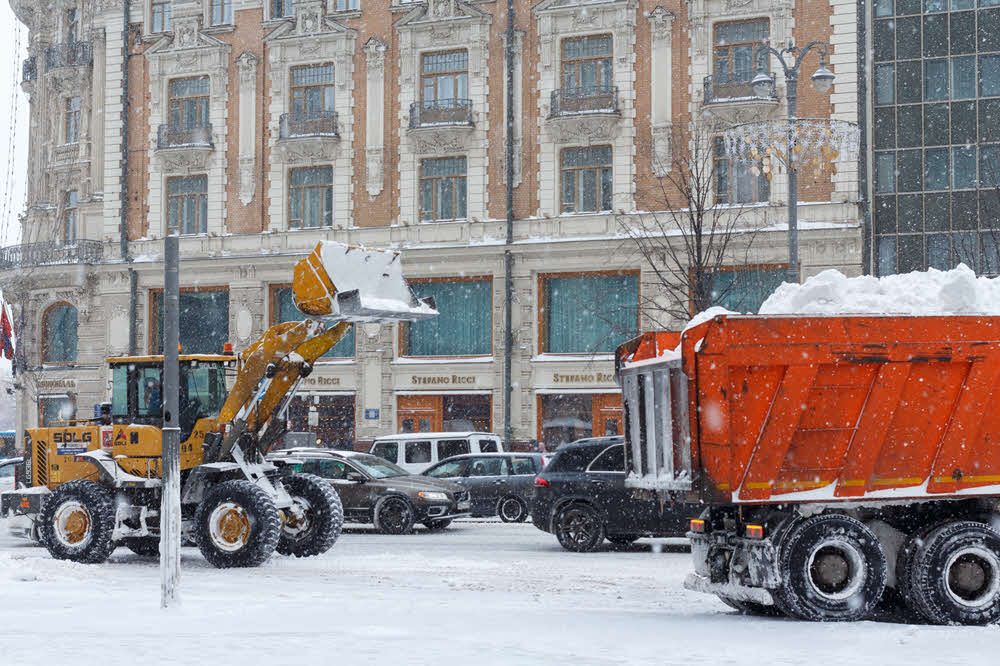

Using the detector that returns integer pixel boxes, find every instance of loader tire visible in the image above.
[123,537,161,558]
[905,521,1000,625]
[773,513,887,622]
[195,480,281,568]
[276,473,343,557]
[38,479,117,564]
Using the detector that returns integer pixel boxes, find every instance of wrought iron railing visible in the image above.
[22,56,36,83]
[408,99,474,129]
[702,73,777,104]
[549,85,619,117]
[0,240,103,271]
[45,41,93,70]
[279,111,340,139]
[157,123,213,149]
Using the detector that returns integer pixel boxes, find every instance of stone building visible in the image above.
[4,0,862,450]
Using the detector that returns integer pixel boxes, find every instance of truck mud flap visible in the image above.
[684,573,775,606]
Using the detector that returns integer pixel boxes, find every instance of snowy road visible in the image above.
[1,520,998,665]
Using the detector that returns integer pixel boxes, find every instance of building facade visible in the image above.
[5,0,862,450]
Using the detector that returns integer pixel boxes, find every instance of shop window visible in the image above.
[560,146,612,213]
[708,266,787,313]
[288,394,355,449]
[64,97,80,144]
[540,272,638,355]
[289,167,333,229]
[401,278,491,357]
[150,288,229,354]
[539,393,622,449]
[63,191,78,244]
[420,157,467,221]
[210,0,232,25]
[713,20,769,88]
[40,395,75,427]
[715,138,769,204]
[43,303,78,364]
[443,395,490,431]
[167,175,208,235]
[271,285,354,359]
[150,0,172,33]
[290,64,335,120]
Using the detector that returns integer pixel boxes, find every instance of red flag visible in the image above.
[1,305,14,360]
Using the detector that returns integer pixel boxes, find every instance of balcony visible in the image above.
[279,111,340,139]
[549,85,619,118]
[703,74,778,104]
[45,41,93,70]
[155,123,214,171]
[409,99,474,129]
[0,240,103,271]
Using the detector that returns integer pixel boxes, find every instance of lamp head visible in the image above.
[811,64,835,93]
[751,70,775,98]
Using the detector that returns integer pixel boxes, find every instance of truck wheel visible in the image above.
[194,480,281,568]
[774,513,887,621]
[38,479,116,564]
[905,521,1000,625]
[555,503,605,552]
[498,496,528,523]
[123,537,161,558]
[276,473,343,557]
[373,495,415,535]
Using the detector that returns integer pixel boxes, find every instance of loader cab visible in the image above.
[108,355,233,441]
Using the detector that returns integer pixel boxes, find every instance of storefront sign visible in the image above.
[409,375,476,385]
[552,372,615,384]
[38,379,76,389]
[301,376,342,387]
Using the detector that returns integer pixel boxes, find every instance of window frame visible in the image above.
[714,137,769,205]
[209,0,233,26]
[167,75,210,131]
[63,191,78,244]
[560,34,613,90]
[148,286,229,355]
[398,275,494,358]
[166,175,208,236]
[421,50,469,107]
[586,444,626,474]
[290,63,336,120]
[713,19,770,85]
[39,394,76,427]
[42,302,79,365]
[559,145,613,214]
[419,156,468,222]
[66,8,79,44]
[150,0,172,33]
[64,96,80,145]
[287,166,334,230]
[268,283,356,360]
[693,263,789,316]
[537,270,641,356]
[269,0,294,20]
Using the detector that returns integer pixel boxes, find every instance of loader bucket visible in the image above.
[292,241,438,322]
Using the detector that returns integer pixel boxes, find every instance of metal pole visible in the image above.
[786,68,799,284]
[502,0,515,449]
[160,233,181,608]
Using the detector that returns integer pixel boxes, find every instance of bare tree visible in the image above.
[617,120,770,328]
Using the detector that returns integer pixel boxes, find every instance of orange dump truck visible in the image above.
[616,314,1000,625]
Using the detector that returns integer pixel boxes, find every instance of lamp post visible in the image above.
[750,41,835,284]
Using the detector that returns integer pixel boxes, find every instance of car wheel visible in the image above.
[555,503,605,552]
[498,496,528,523]
[373,496,415,535]
[607,534,640,546]
[194,480,281,569]
[423,519,453,532]
[276,473,344,558]
[38,479,116,564]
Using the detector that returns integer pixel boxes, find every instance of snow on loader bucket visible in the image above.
[293,241,438,323]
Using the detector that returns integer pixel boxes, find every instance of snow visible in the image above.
[1,521,997,664]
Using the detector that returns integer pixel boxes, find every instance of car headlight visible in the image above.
[417,491,448,501]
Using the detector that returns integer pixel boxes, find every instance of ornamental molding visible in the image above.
[547,115,620,145]
[275,136,343,166]
[650,122,672,176]
[646,6,675,43]
[410,127,477,155]
[363,36,387,72]
[155,146,214,174]
[236,50,259,85]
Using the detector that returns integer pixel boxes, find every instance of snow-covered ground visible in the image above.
[1,520,998,665]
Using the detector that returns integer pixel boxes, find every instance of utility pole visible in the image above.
[502,0,515,449]
[160,233,181,608]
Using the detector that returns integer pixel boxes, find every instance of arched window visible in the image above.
[43,303,78,364]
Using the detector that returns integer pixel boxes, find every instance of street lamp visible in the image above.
[752,41,835,284]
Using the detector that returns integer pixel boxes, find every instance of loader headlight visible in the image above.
[417,491,448,501]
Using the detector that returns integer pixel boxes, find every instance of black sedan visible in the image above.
[531,437,697,552]
[422,453,546,523]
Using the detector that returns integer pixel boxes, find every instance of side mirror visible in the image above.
[346,471,366,483]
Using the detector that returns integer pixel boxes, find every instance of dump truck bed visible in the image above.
[619,314,1000,504]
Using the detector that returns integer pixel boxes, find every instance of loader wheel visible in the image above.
[38,479,116,564]
[194,480,281,568]
[904,521,1000,625]
[276,473,344,557]
[773,513,887,621]
[123,537,161,558]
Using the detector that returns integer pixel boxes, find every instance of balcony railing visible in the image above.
[0,240,103,271]
[45,41,93,70]
[157,123,213,149]
[22,56,36,83]
[703,73,777,104]
[549,85,619,117]
[408,99,474,129]
[279,111,340,139]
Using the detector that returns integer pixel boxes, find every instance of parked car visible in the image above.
[268,448,472,534]
[531,437,698,552]
[422,453,546,522]
[0,456,20,493]
[369,432,504,474]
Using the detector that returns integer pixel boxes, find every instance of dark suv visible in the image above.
[422,453,546,522]
[531,437,696,552]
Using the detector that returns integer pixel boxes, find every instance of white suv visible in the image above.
[369,432,504,474]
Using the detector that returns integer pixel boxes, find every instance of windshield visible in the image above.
[182,362,228,419]
[347,453,410,479]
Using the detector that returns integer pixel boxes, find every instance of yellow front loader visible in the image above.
[19,242,436,568]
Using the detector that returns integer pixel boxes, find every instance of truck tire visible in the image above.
[773,513,887,621]
[554,503,605,552]
[905,521,1000,625]
[123,537,161,558]
[276,473,343,557]
[38,479,116,564]
[373,495,415,535]
[194,480,281,568]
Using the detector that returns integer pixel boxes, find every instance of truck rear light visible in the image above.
[690,518,706,533]
[533,476,550,487]
[745,524,765,540]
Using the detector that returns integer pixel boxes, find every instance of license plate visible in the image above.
[457,500,471,510]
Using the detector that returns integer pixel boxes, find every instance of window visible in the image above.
[66,8,79,43]
[438,439,471,460]
[540,394,593,448]
[64,97,80,144]
[541,273,639,354]
[40,395,75,427]
[561,35,612,91]
[714,20,769,86]
[981,54,1000,97]
[875,64,895,105]
[151,0,172,32]
[291,64,334,120]
[876,152,896,193]
[287,395,355,449]
[511,458,537,475]
[334,0,360,11]
[405,441,432,464]
[468,457,507,477]
[168,76,210,130]
[715,138,769,204]
[401,278,491,356]
[272,285,355,358]
[953,56,976,100]
[210,0,232,25]
[953,145,977,188]
[271,0,293,18]
[420,157,467,221]
[982,144,1000,187]
[150,289,229,354]
[425,460,468,478]
[43,303,78,364]
[422,51,468,107]
[925,148,950,190]
[137,366,163,417]
[63,191,78,244]
[560,146,612,213]
[289,167,333,229]
[479,439,498,453]
[708,266,787,313]
[588,445,625,473]
[371,441,398,463]
[924,59,948,101]
[167,175,208,235]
